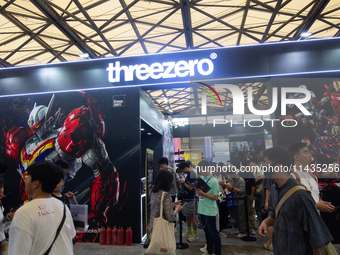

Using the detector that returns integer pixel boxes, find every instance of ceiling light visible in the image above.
[78,53,89,58]
[141,128,145,131]
[168,109,173,113]
[147,133,152,135]
[300,32,312,38]
[163,97,168,103]
[27,58,43,64]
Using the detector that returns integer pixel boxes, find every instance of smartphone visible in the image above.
[181,202,186,206]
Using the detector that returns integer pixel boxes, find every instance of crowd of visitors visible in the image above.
[148,142,339,255]
[0,141,338,255]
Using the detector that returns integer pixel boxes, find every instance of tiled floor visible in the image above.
[74,224,340,254]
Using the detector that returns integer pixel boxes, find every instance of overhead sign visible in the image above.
[1,37,340,96]
[106,58,215,83]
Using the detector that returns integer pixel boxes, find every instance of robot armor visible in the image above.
[27,94,60,140]
[82,138,110,174]
[57,106,95,159]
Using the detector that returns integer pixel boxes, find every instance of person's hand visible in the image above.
[265,201,269,211]
[178,179,185,184]
[6,208,14,222]
[65,191,74,199]
[225,183,233,191]
[173,200,182,207]
[258,221,268,237]
[196,188,205,196]
[316,200,336,213]
[174,204,183,214]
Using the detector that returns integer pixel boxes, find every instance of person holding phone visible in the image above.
[196,160,221,255]
[177,162,197,242]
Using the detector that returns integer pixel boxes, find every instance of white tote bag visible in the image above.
[146,192,176,255]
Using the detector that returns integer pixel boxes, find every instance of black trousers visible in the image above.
[217,201,229,231]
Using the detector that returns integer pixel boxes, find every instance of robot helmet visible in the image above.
[27,94,60,139]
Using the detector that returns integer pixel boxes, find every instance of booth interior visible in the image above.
[0,37,340,244]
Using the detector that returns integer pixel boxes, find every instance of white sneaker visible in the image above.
[250,229,256,235]
[182,231,192,237]
[234,230,240,235]
[200,244,207,253]
[237,233,245,239]
[187,234,199,242]
[219,232,227,238]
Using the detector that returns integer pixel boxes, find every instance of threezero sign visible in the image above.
[106,58,214,83]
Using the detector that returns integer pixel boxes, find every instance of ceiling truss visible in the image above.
[0,0,340,115]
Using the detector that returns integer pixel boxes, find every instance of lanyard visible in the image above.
[203,175,214,185]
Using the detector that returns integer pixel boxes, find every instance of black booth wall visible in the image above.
[0,87,143,243]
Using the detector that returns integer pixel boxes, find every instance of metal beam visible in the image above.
[0,9,66,65]
[0,24,50,65]
[156,32,183,53]
[268,1,315,41]
[119,0,148,54]
[0,0,16,14]
[72,0,118,56]
[193,31,223,47]
[253,83,267,105]
[180,0,193,49]
[191,5,261,43]
[237,0,250,46]
[118,7,181,55]
[192,87,200,115]
[99,0,139,31]
[0,58,12,67]
[261,0,283,42]
[30,0,97,58]
[292,0,330,40]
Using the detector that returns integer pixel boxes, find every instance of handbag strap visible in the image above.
[160,192,165,218]
[43,204,66,255]
[275,185,307,218]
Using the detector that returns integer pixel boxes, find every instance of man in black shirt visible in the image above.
[259,148,333,255]
[178,162,197,241]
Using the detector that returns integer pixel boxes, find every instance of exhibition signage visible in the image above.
[1,37,340,96]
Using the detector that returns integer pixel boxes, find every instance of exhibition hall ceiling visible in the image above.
[1,0,339,116]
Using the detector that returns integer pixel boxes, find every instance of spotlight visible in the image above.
[300,32,312,38]
[78,53,89,59]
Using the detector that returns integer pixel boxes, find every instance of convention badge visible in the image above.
[199,196,204,201]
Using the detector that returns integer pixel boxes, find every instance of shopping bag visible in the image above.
[225,191,237,208]
[145,192,176,255]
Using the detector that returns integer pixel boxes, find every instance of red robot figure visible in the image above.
[3,92,126,228]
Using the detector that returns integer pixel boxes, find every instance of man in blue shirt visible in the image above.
[196,161,221,255]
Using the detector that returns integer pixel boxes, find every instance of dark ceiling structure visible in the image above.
[1,0,339,116]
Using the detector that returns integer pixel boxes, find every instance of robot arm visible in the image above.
[3,126,31,162]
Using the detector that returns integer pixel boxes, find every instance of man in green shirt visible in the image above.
[196,161,221,255]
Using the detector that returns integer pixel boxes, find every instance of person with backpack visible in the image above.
[258,148,334,255]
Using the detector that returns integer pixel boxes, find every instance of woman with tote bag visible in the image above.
[146,170,183,255]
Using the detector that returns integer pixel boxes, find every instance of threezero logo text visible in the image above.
[106,58,214,83]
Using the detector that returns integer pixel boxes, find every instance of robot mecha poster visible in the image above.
[0,89,141,242]
[276,78,340,172]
